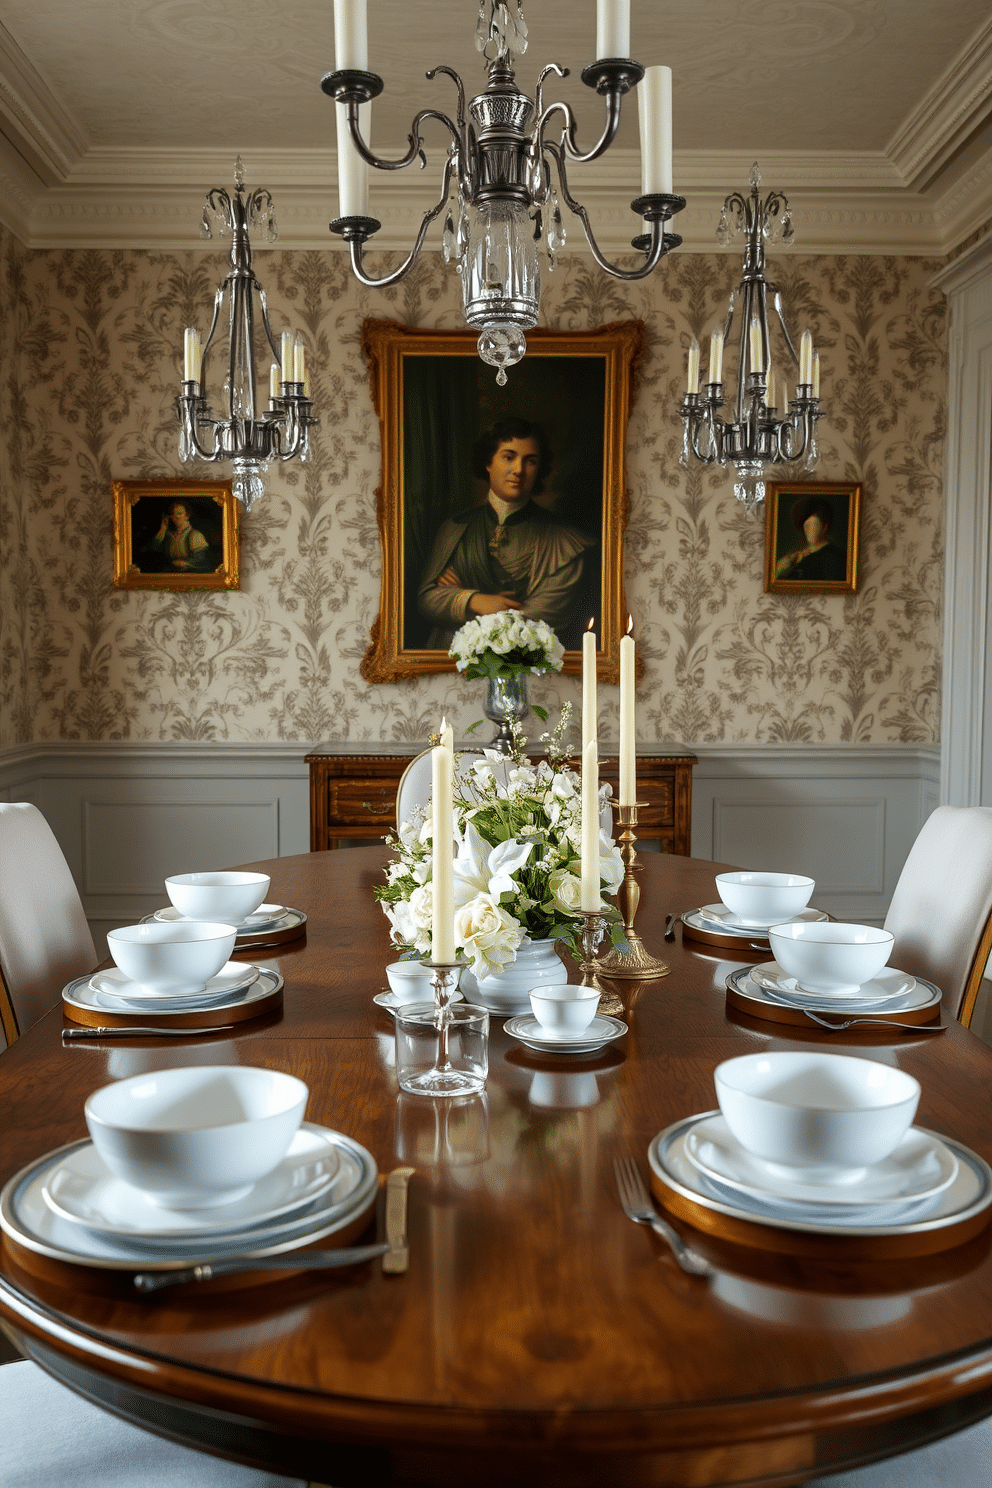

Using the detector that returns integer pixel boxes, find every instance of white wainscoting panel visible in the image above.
[0,741,941,951]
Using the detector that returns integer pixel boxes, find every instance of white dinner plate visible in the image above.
[153,904,287,931]
[503,1013,627,1054]
[725,967,943,1024]
[89,961,259,1003]
[649,1114,992,1237]
[63,967,283,1020]
[1,1128,377,1270]
[42,1123,342,1240]
[373,989,463,1015]
[684,1114,958,1208]
[749,962,916,1006]
[696,903,829,934]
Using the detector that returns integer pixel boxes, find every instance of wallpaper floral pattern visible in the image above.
[0,224,946,747]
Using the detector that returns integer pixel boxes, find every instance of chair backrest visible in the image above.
[0,803,96,1042]
[883,805,992,1025]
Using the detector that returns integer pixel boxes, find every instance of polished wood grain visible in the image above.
[3,849,992,1487]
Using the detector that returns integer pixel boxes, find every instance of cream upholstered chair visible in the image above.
[0,804,308,1488]
[0,802,96,1043]
[805,1415,991,1485]
[882,805,992,1025]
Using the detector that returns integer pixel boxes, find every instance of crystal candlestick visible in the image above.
[597,804,672,981]
[579,911,623,1019]
[395,963,488,1098]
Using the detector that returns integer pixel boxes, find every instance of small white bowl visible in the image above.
[165,871,270,925]
[85,1065,309,1209]
[714,1052,920,1183]
[385,961,437,1003]
[768,921,894,995]
[107,921,237,995]
[529,984,600,1038]
[715,871,815,926]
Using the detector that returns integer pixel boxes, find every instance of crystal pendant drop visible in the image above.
[733,461,766,512]
[442,208,456,264]
[461,200,540,383]
[233,458,267,512]
[804,432,819,471]
[715,207,732,248]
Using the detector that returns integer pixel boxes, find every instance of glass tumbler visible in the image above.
[395,1002,489,1097]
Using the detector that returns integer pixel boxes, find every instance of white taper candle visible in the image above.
[582,627,597,756]
[637,65,672,196]
[580,739,600,913]
[799,329,813,386]
[596,0,630,58]
[333,0,368,70]
[269,362,280,400]
[440,716,454,757]
[749,316,763,376]
[293,335,305,385]
[183,328,201,384]
[431,745,455,963]
[281,331,293,384]
[619,631,636,806]
[812,349,820,399]
[708,326,724,386]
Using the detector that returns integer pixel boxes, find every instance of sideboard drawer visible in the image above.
[327,780,397,826]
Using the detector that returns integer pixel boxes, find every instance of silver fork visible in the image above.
[802,1010,944,1035]
[613,1157,712,1277]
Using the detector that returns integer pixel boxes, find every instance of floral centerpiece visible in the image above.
[450,611,564,753]
[374,707,625,983]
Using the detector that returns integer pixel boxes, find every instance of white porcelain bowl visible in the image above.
[107,921,237,995]
[165,871,270,925]
[768,921,894,995]
[529,984,600,1037]
[385,961,437,1003]
[714,1052,920,1182]
[715,871,815,926]
[85,1065,309,1209]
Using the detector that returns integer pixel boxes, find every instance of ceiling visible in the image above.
[0,0,990,254]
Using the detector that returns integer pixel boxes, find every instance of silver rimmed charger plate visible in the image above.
[504,1013,627,1055]
[725,966,942,1029]
[62,967,284,1029]
[142,906,307,948]
[648,1113,992,1257]
[0,1128,378,1272]
[682,906,829,953]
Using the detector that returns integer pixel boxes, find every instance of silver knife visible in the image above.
[132,1241,390,1292]
[382,1166,415,1274]
[63,1026,238,1039]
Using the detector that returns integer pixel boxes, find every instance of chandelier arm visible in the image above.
[345,156,455,289]
[548,145,668,280]
[345,99,460,171]
[538,85,624,166]
[534,63,568,121]
[426,66,468,138]
[256,285,284,366]
[179,402,223,463]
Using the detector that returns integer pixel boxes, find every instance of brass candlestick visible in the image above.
[579,910,623,1019]
[597,803,671,981]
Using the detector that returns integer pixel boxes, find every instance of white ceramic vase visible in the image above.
[459,936,568,1016]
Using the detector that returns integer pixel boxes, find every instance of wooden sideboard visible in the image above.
[305,748,697,853]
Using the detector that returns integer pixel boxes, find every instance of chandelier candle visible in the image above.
[582,625,598,756]
[333,0,367,69]
[799,329,813,388]
[431,744,455,964]
[581,740,601,913]
[183,328,201,385]
[596,0,630,59]
[637,66,673,196]
[687,338,700,396]
[708,326,724,387]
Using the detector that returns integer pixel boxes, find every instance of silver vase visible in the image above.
[482,674,529,755]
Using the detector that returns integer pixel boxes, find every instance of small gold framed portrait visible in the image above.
[764,480,862,594]
[113,479,240,591]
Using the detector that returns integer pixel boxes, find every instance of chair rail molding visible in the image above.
[934,234,992,807]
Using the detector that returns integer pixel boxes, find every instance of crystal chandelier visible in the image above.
[322,0,684,383]
[178,159,318,511]
[679,164,823,512]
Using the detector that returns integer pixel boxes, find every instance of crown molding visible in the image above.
[0,21,86,186]
[887,15,992,190]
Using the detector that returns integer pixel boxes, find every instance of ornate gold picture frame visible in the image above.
[113,479,240,591]
[764,480,862,594]
[360,318,644,683]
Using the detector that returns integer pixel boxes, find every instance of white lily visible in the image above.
[453,821,535,907]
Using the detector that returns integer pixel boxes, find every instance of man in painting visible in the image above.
[417,417,595,650]
[145,501,212,573]
[775,493,847,582]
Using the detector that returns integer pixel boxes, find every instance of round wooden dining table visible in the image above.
[3,847,992,1487]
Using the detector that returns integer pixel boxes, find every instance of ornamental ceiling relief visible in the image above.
[0,226,946,747]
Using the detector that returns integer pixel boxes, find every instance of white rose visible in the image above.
[419,819,433,845]
[598,831,625,894]
[412,855,431,885]
[551,773,575,800]
[385,898,418,946]
[547,869,583,916]
[398,818,419,849]
[408,883,434,931]
[454,893,525,978]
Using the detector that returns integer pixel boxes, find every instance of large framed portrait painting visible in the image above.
[360,319,644,682]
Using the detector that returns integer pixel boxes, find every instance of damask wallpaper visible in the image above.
[0,226,946,747]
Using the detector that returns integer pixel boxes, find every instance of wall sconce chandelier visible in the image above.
[322,0,684,383]
[178,159,318,511]
[679,164,823,513]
